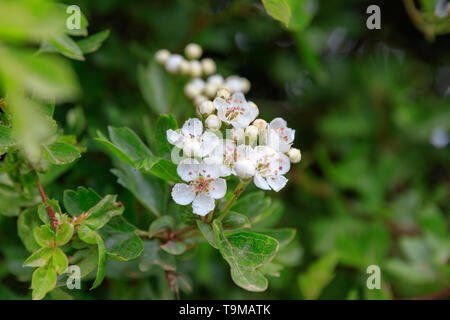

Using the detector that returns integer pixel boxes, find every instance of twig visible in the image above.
[34,170,58,230]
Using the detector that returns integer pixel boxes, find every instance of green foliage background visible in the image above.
[0,0,449,299]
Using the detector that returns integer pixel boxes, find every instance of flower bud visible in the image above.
[183,139,201,157]
[287,148,301,163]
[203,83,218,98]
[225,75,243,93]
[201,58,216,75]
[205,114,221,131]
[193,95,208,107]
[234,159,256,179]
[178,60,191,75]
[198,100,215,116]
[231,127,245,144]
[190,60,203,78]
[208,74,224,87]
[184,83,202,99]
[247,101,259,118]
[155,49,170,64]
[252,119,267,131]
[216,87,231,100]
[185,43,202,60]
[165,54,183,74]
[241,78,251,93]
[245,125,259,141]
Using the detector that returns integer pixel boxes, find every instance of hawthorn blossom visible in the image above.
[204,139,237,177]
[214,92,258,129]
[171,160,227,216]
[253,146,290,192]
[233,145,257,179]
[167,118,219,158]
[266,118,295,153]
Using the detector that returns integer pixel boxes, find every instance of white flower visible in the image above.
[167,118,219,157]
[253,146,290,192]
[233,145,257,179]
[214,92,258,129]
[205,139,237,177]
[266,117,295,153]
[205,114,221,131]
[197,100,215,116]
[171,160,227,216]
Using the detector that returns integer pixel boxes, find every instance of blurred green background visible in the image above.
[0,0,449,299]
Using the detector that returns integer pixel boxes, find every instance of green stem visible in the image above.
[216,180,249,221]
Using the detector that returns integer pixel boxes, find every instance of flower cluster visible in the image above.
[158,44,301,216]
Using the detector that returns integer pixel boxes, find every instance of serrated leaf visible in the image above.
[84,195,124,230]
[17,207,41,252]
[253,228,296,247]
[77,29,110,54]
[55,223,74,246]
[104,232,143,261]
[262,0,292,27]
[52,247,68,274]
[63,187,102,217]
[23,247,53,268]
[43,141,81,165]
[196,220,218,249]
[160,241,187,255]
[32,265,57,300]
[154,114,178,157]
[47,33,85,61]
[149,216,175,235]
[213,221,279,292]
[33,225,55,248]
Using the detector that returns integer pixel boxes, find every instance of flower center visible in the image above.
[225,105,245,121]
[190,176,213,194]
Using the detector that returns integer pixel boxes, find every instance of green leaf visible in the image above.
[17,207,41,252]
[63,187,102,217]
[149,216,175,235]
[252,228,296,247]
[213,220,279,292]
[231,191,271,224]
[47,33,85,61]
[104,232,144,261]
[31,265,57,300]
[134,156,182,182]
[55,223,74,246]
[37,199,61,225]
[77,225,98,245]
[84,195,124,230]
[91,233,107,290]
[108,126,152,161]
[160,241,187,255]
[154,114,178,157]
[285,0,314,31]
[56,3,89,37]
[23,247,53,268]
[197,220,218,249]
[259,262,284,278]
[222,211,251,230]
[0,125,15,149]
[77,29,110,54]
[177,205,195,225]
[298,251,339,300]
[137,61,171,114]
[43,141,81,165]
[33,225,55,248]
[262,0,292,27]
[111,163,167,217]
[52,247,68,274]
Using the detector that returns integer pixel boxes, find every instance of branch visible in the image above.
[34,171,58,230]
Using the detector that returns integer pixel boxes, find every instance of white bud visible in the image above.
[225,75,243,93]
[245,125,259,141]
[178,60,191,75]
[185,43,202,60]
[190,60,203,78]
[193,95,208,107]
[205,114,221,131]
[201,58,216,75]
[241,78,251,93]
[247,101,259,118]
[208,74,224,86]
[216,87,231,100]
[234,159,256,179]
[252,119,267,131]
[165,54,183,74]
[184,83,202,99]
[203,82,218,98]
[198,100,215,116]
[287,148,301,163]
[183,139,201,157]
[155,49,170,64]
[231,127,245,144]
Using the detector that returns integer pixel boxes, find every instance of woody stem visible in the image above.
[216,180,249,222]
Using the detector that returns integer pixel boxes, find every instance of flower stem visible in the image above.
[216,180,249,222]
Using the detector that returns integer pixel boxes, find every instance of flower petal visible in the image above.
[267,175,288,192]
[208,178,226,199]
[269,117,287,130]
[199,161,220,179]
[167,129,183,147]
[177,159,200,182]
[192,194,215,216]
[182,118,203,138]
[201,131,220,157]
[171,183,195,205]
[254,173,271,190]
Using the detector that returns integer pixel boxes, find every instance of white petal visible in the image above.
[254,173,271,190]
[279,140,291,153]
[285,128,295,144]
[213,98,229,123]
[230,92,247,107]
[182,118,203,138]
[167,129,182,147]
[208,178,226,199]
[277,153,291,175]
[201,131,220,157]
[192,194,215,216]
[267,175,288,192]
[199,161,220,179]
[171,183,195,205]
[177,159,200,182]
[270,117,287,130]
